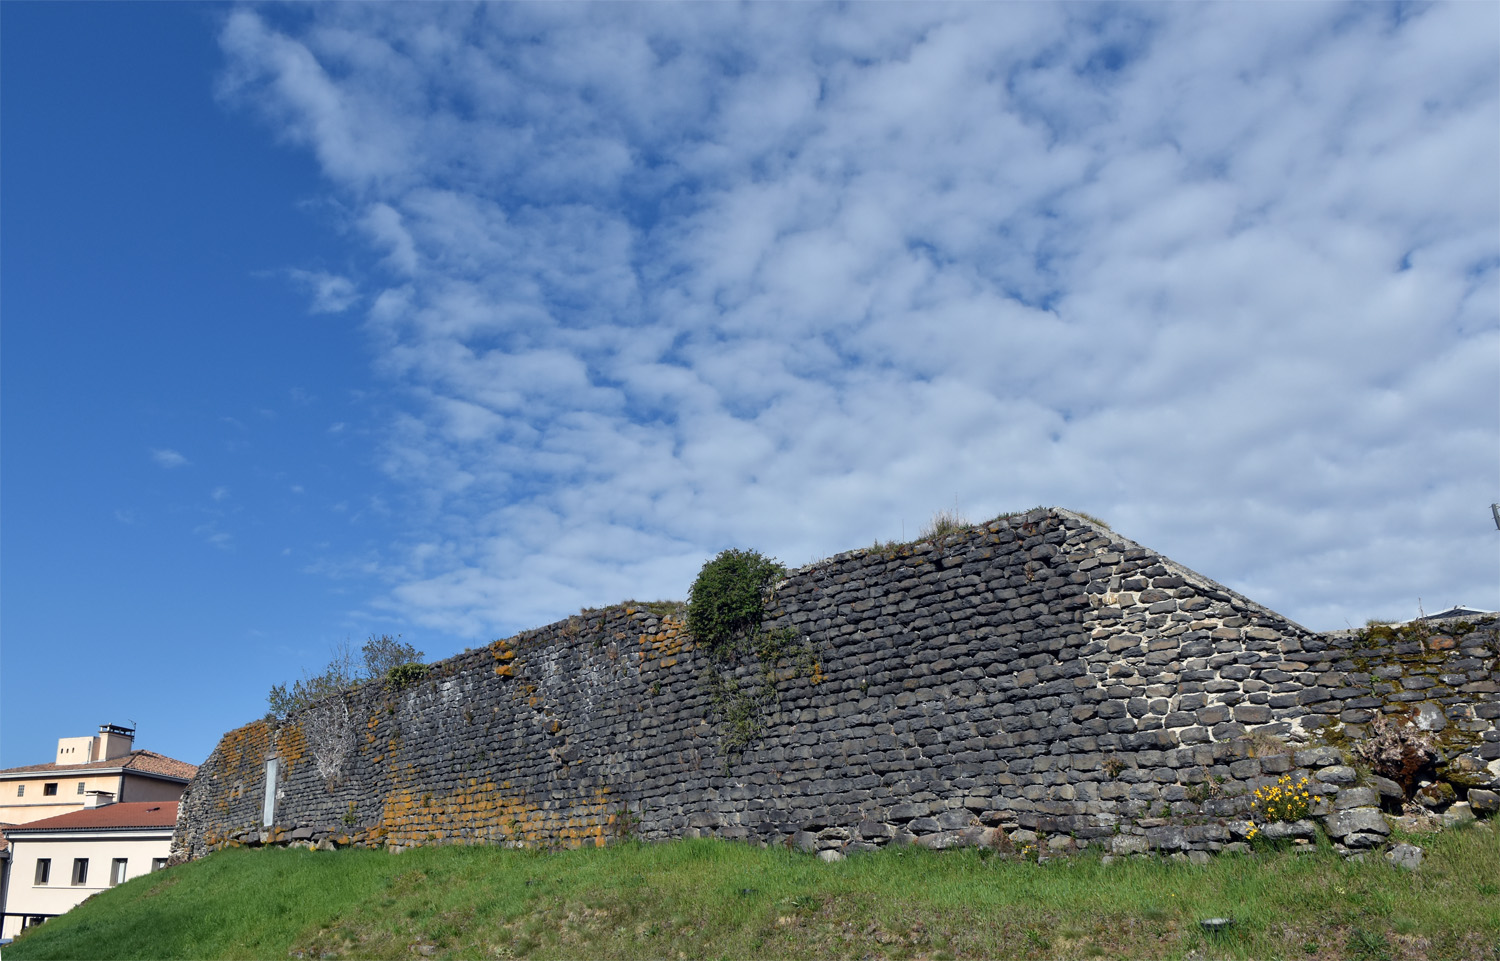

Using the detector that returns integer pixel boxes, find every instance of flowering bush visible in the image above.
[1250,774,1312,823]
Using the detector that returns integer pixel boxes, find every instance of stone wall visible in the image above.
[173,508,1499,862]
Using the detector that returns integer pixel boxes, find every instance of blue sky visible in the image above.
[3,2,1497,770]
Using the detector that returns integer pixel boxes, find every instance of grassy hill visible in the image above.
[6,826,1498,961]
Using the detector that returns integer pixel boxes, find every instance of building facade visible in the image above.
[0,724,196,826]
[1,801,178,939]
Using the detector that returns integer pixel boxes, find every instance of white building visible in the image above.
[1,800,178,940]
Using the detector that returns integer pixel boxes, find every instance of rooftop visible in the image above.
[5,801,179,833]
[0,749,197,782]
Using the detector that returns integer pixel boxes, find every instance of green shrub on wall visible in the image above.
[687,549,819,766]
[687,549,786,661]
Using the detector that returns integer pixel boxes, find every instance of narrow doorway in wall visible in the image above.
[262,758,278,827]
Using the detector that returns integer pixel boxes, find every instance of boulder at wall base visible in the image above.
[1468,789,1500,815]
[1441,803,1475,829]
[1386,843,1424,871]
[1112,834,1151,856]
[1340,832,1388,851]
[1326,808,1391,840]
[1415,781,1457,809]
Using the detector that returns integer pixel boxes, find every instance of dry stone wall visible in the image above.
[174,509,1499,862]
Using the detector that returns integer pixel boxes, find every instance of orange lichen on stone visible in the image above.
[216,720,272,778]
[375,768,618,849]
[637,615,689,669]
[276,724,307,770]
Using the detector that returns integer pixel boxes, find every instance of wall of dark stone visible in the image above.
[173,508,1499,862]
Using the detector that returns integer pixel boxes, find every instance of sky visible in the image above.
[2,2,1497,770]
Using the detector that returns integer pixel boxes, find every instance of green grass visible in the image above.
[8,825,1499,960]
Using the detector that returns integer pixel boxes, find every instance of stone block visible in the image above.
[1441,803,1475,828]
[1260,820,1316,841]
[1467,789,1499,814]
[1334,787,1380,810]
[1325,808,1389,839]
[1290,746,1350,767]
[1385,843,1423,871]
[1317,765,1357,786]
[937,809,978,829]
[888,802,925,821]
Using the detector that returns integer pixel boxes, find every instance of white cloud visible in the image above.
[221,4,1500,637]
[151,448,189,469]
[211,486,231,502]
[194,522,233,551]
[287,268,359,313]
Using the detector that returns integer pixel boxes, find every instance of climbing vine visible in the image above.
[687,549,819,766]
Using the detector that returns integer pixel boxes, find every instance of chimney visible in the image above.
[96,723,136,761]
[83,790,116,809]
[55,735,97,765]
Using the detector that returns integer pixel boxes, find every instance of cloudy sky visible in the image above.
[3,2,1496,768]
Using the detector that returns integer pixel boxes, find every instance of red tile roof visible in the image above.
[5,802,179,832]
[0,750,197,781]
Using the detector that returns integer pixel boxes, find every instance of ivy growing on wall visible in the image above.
[687,549,818,766]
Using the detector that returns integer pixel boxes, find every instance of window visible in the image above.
[151,857,168,872]
[71,858,88,886]
[78,781,86,794]
[43,782,58,796]
[111,858,128,886]
[16,783,23,797]
[35,859,51,885]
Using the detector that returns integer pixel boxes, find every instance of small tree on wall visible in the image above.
[266,635,426,786]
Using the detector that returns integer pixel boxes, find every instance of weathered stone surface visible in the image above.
[1386,843,1423,871]
[1261,820,1317,841]
[1416,781,1456,809]
[1441,803,1475,828]
[1468,789,1499,814]
[1414,702,1448,732]
[1334,787,1380,810]
[1317,766,1358,786]
[170,509,1500,864]
[1294,747,1343,768]
[1326,808,1390,839]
